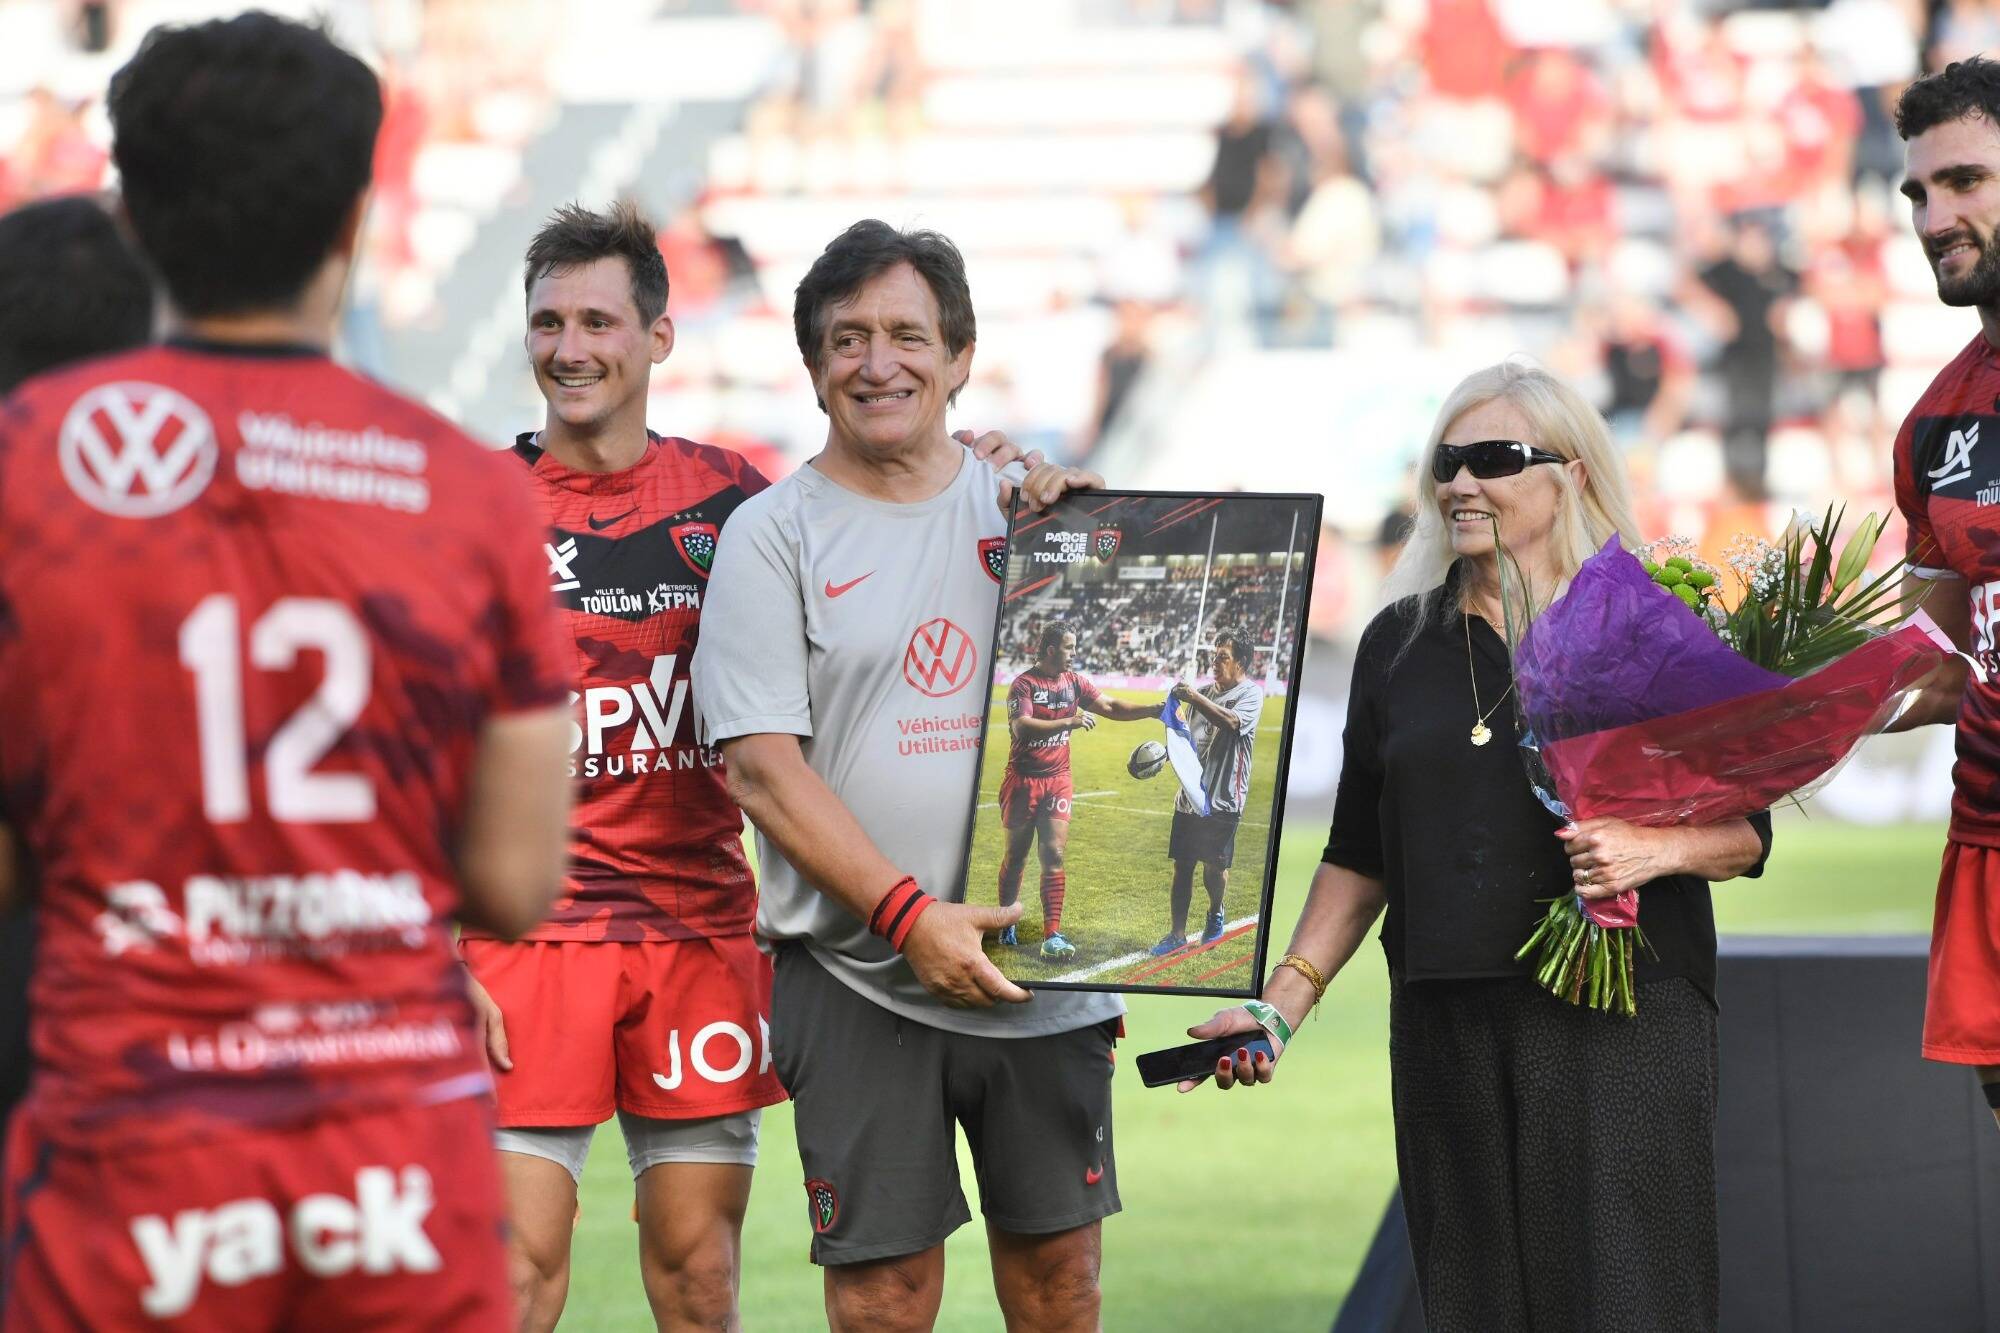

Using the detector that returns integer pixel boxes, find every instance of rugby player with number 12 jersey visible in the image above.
[0,17,574,1330]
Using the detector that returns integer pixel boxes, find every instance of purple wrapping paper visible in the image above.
[1513,538,1791,743]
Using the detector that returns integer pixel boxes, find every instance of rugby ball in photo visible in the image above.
[1127,739,1168,780]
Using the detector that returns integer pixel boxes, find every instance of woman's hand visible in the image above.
[1176,1005,1278,1093]
[1557,817,1671,899]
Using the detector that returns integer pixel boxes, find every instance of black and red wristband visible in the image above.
[868,875,935,952]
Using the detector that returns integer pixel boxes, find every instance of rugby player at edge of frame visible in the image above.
[0,14,573,1329]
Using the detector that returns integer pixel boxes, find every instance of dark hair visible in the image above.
[1038,622,1073,655]
[107,13,381,317]
[1895,56,2000,140]
[793,219,976,406]
[0,197,152,393]
[523,201,669,324]
[1217,634,1256,670]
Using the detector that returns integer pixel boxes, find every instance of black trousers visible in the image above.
[1389,974,1719,1333]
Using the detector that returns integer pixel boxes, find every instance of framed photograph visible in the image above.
[959,489,1322,996]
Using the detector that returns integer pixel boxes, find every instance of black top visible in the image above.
[1322,565,1771,1004]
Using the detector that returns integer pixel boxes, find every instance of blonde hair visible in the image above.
[1382,359,1642,623]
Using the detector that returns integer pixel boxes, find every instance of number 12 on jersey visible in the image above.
[178,594,376,824]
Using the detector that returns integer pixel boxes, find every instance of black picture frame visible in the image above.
[956,488,1322,997]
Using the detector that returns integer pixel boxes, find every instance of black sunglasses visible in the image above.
[1432,439,1566,483]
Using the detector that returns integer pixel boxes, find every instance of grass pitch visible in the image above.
[965,685,1292,993]
[558,817,1949,1329]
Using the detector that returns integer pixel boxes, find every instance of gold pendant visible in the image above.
[1470,722,1492,746]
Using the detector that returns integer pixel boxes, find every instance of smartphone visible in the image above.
[1135,1032,1275,1088]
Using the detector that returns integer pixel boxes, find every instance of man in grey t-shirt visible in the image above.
[1153,633,1266,954]
[692,220,1124,1329]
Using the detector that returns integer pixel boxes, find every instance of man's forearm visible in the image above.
[1183,691,1237,729]
[722,738,908,924]
[1092,699,1157,723]
[1012,715,1077,741]
[1888,663,1966,732]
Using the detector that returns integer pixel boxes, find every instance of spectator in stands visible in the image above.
[1287,129,1380,314]
[1088,299,1155,454]
[1197,70,1285,336]
[1375,505,1414,577]
[1804,203,1890,401]
[1596,286,1695,448]
[1686,216,1797,497]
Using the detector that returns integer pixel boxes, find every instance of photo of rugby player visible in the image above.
[963,490,1320,994]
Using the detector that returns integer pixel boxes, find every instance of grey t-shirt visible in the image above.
[693,450,1124,1038]
[1174,678,1265,816]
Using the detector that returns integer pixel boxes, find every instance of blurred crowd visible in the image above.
[3,0,1991,585]
[999,560,1304,682]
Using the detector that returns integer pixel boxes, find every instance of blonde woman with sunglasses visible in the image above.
[1186,361,1771,1332]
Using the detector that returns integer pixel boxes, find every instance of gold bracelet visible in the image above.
[1275,954,1328,1008]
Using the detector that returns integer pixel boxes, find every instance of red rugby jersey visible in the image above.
[0,339,571,1151]
[1894,331,2000,847]
[1004,669,1106,779]
[466,431,768,944]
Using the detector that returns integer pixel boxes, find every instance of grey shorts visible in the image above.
[494,1106,761,1184]
[769,944,1121,1266]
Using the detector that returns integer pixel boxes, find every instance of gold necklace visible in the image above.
[1463,611,1514,746]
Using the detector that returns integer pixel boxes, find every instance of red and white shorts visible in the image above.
[1925,840,2000,1065]
[998,771,1074,830]
[2,1095,510,1332]
[459,935,785,1125]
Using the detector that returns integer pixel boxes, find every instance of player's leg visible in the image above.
[498,1137,591,1333]
[462,938,621,1333]
[987,1223,1103,1333]
[1197,813,1239,943]
[961,1016,1119,1331]
[768,943,965,1330]
[629,1154,754,1330]
[1152,858,1197,954]
[824,1246,947,1333]
[1037,806,1077,958]
[613,935,783,1328]
[1201,863,1229,943]
[998,824,1037,948]
[1153,809,1205,953]
[996,775,1036,947]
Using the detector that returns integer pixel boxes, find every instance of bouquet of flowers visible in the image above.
[1504,508,1951,1016]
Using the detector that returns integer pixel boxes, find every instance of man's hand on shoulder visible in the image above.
[955,428,1105,514]
[900,899,1033,1007]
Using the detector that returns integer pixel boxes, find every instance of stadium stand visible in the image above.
[0,0,1956,642]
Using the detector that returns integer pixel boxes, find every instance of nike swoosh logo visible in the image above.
[824,572,874,598]
[587,508,639,531]
[1084,1164,1105,1186]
